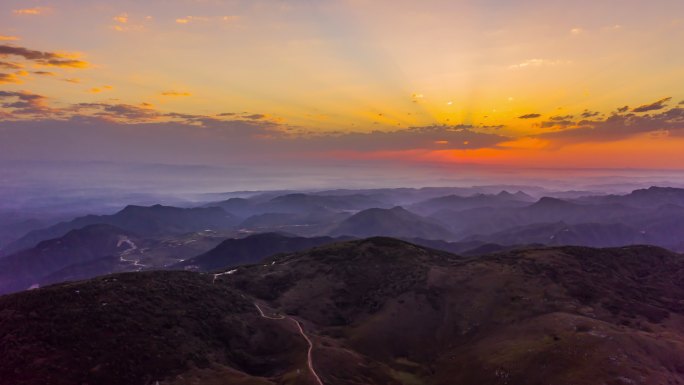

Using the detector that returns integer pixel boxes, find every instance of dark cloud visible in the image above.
[243,113,266,120]
[299,125,510,152]
[550,115,574,121]
[540,119,575,128]
[0,44,88,68]
[679,100,684,105]
[0,90,52,115]
[617,106,629,113]
[538,106,684,144]
[518,113,541,119]
[72,103,161,122]
[0,108,511,167]
[581,110,601,118]
[33,71,55,76]
[0,91,45,101]
[633,97,672,113]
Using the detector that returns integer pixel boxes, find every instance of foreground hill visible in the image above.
[174,232,349,271]
[2,238,684,384]
[3,204,239,255]
[0,271,314,385]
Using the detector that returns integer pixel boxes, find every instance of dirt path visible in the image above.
[211,269,237,284]
[253,303,324,385]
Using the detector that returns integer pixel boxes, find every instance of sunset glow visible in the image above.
[1,0,683,174]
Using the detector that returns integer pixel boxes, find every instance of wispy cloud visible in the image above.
[519,113,542,119]
[175,15,236,24]
[0,35,19,41]
[111,12,148,32]
[161,91,192,97]
[509,59,569,70]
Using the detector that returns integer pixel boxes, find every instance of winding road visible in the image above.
[254,303,324,385]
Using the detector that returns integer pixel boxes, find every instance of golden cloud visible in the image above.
[113,13,129,24]
[88,85,114,93]
[13,7,47,15]
[0,36,19,41]
[0,73,22,84]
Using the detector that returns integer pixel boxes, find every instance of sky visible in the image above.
[1,0,684,191]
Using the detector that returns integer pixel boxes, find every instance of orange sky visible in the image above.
[0,0,683,172]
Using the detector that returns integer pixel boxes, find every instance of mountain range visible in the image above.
[2,185,684,295]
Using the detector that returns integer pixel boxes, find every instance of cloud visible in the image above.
[0,36,19,41]
[297,125,510,153]
[633,97,672,113]
[509,59,569,70]
[537,105,684,145]
[0,61,23,69]
[243,114,265,120]
[113,13,128,24]
[176,16,210,24]
[617,106,629,113]
[88,85,113,93]
[570,27,584,35]
[0,73,22,84]
[13,7,47,15]
[540,119,574,129]
[518,113,542,119]
[0,44,89,68]
[581,110,601,118]
[549,115,574,121]
[161,91,192,97]
[111,13,148,32]
[62,78,81,83]
[0,90,53,115]
[33,71,55,76]
[71,102,160,122]
[175,15,238,26]
[0,92,515,168]
[38,58,89,68]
